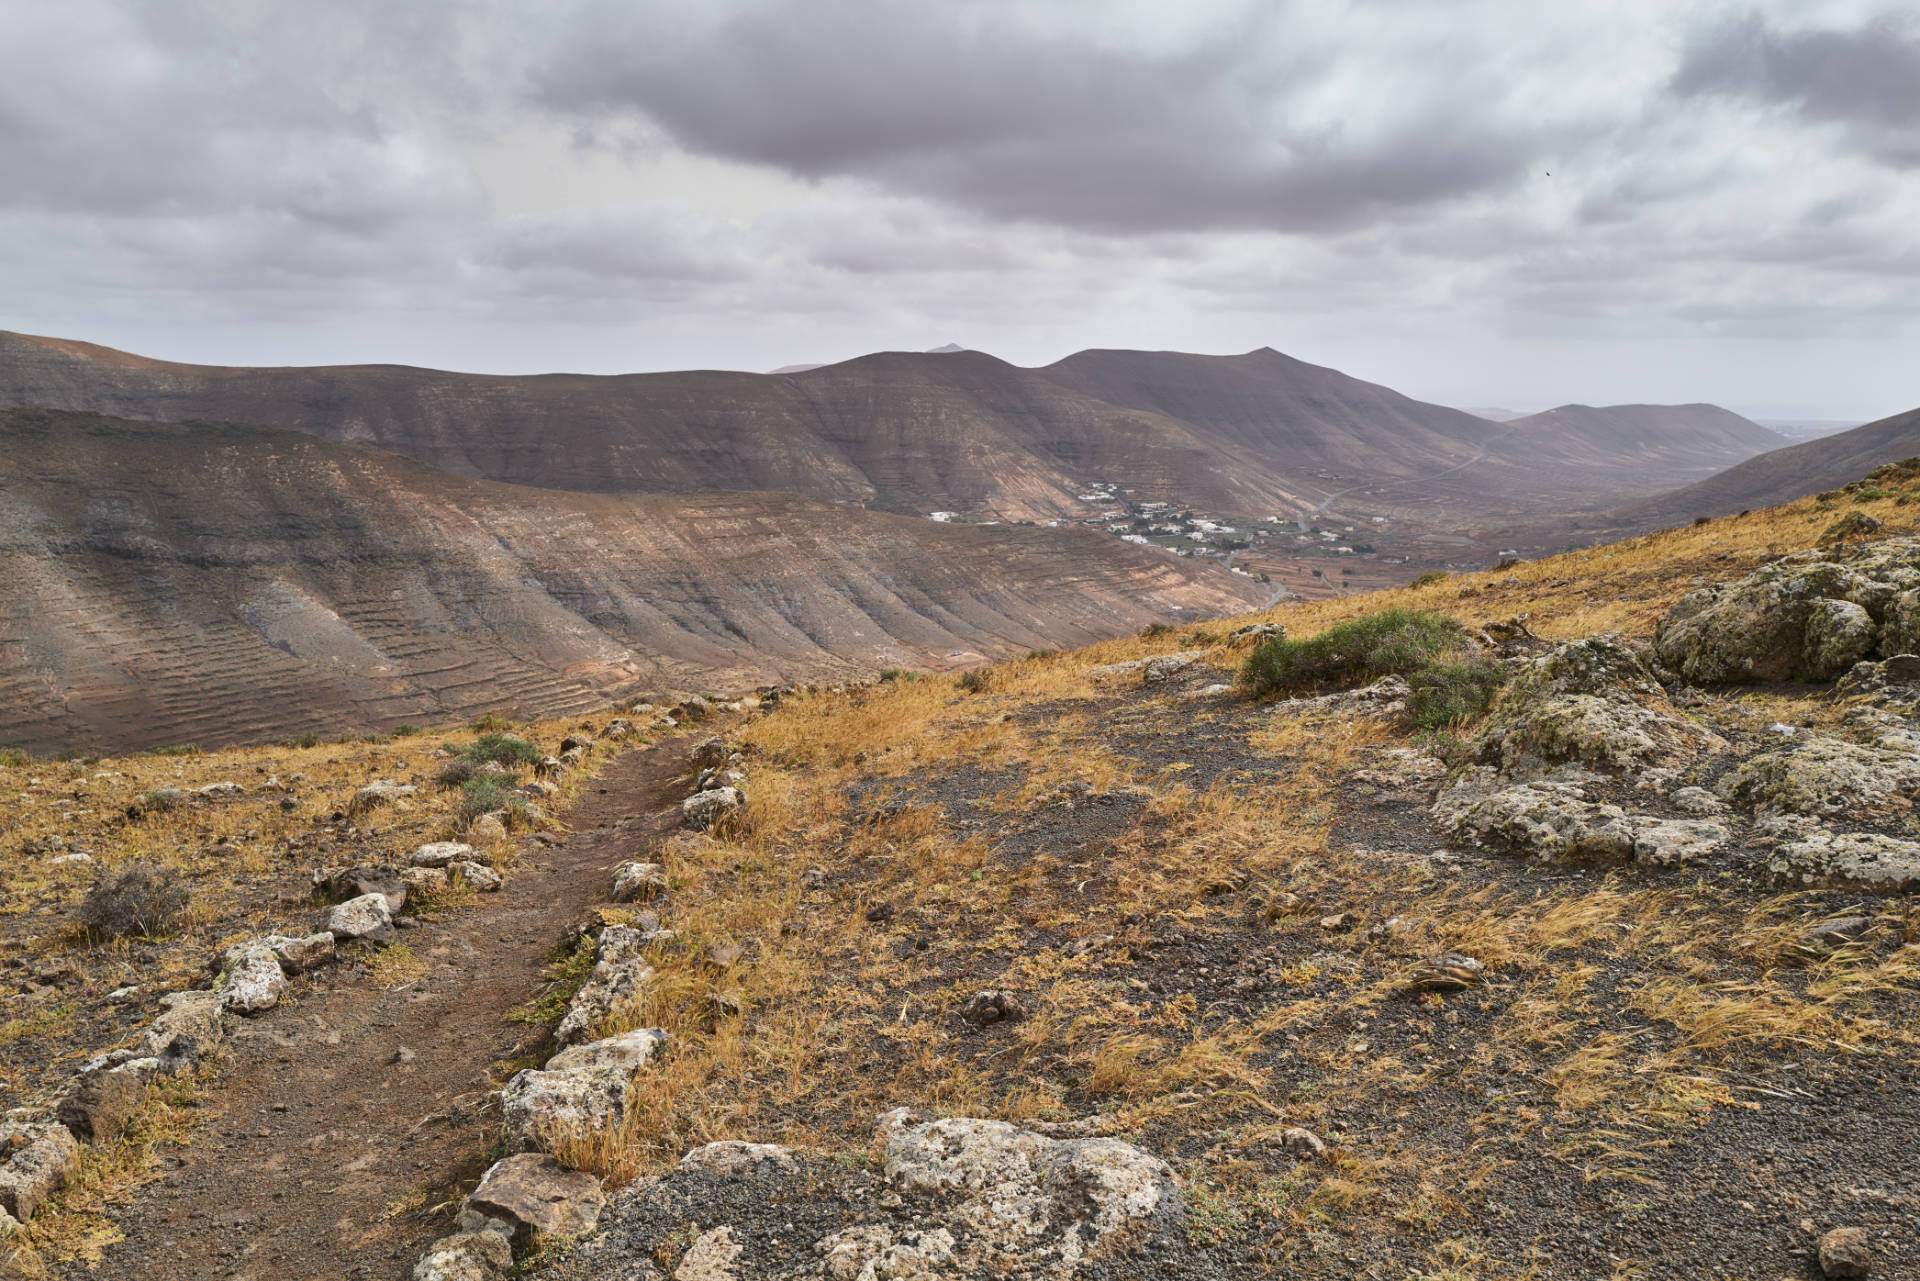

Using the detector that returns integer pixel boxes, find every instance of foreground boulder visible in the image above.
[216,945,289,1015]
[1717,732,1920,817]
[458,1153,604,1248]
[502,1027,668,1155]
[413,1231,512,1281]
[326,892,395,943]
[1770,832,1920,892]
[1435,771,1727,867]
[681,787,744,832]
[1654,538,1920,683]
[0,1123,80,1222]
[531,1113,1179,1279]
[555,924,661,1046]
[141,989,225,1063]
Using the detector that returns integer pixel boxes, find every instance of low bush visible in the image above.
[470,711,518,733]
[0,747,29,769]
[956,668,991,694]
[1240,609,1472,697]
[1853,485,1888,503]
[77,864,190,939]
[459,775,529,826]
[1405,658,1508,730]
[1408,570,1449,589]
[391,723,424,737]
[878,668,920,683]
[148,744,199,757]
[462,733,541,770]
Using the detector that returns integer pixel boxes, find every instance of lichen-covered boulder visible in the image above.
[1631,819,1729,867]
[681,787,744,833]
[501,1065,631,1155]
[217,945,289,1015]
[547,1028,669,1075]
[413,1231,512,1281]
[554,926,660,1046]
[1433,774,1637,863]
[1717,733,1920,817]
[0,1123,80,1221]
[1769,832,1920,891]
[140,989,225,1062]
[1655,539,1920,683]
[325,892,394,943]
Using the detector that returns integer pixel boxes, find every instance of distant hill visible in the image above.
[0,331,1786,525]
[1610,404,1920,528]
[1499,403,1786,467]
[0,407,1264,752]
[1459,407,1529,422]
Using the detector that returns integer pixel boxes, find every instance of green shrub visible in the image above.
[293,732,321,749]
[1692,515,1712,526]
[391,723,424,737]
[54,748,96,764]
[436,759,480,788]
[470,711,517,733]
[1141,622,1177,639]
[1405,659,1508,730]
[462,733,541,770]
[459,775,528,826]
[1853,485,1888,503]
[0,747,29,769]
[1024,649,1059,662]
[148,744,199,757]
[1408,571,1448,589]
[878,668,920,683]
[1240,609,1471,697]
[956,668,991,694]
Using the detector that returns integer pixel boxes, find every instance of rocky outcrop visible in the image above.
[1716,732,1920,817]
[554,924,661,1047]
[502,1026,669,1155]
[1474,635,1724,772]
[1769,832,1920,892]
[1435,771,1726,866]
[1654,538,1920,683]
[681,788,743,833]
[0,1123,79,1222]
[458,1154,604,1249]
[534,1113,1179,1280]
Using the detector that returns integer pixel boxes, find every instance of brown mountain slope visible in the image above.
[1605,404,1920,528]
[0,331,1781,527]
[0,408,1265,754]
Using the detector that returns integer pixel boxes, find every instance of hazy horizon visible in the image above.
[4,1,1917,421]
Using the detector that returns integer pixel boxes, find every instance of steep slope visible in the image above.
[1338,402,1788,531]
[1037,346,1501,488]
[0,333,1308,519]
[1610,404,1920,528]
[0,408,1265,753]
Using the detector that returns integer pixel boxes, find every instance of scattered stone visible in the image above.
[53,1069,144,1145]
[452,861,504,892]
[316,865,408,914]
[554,926,660,1046]
[401,866,450,893]
[347,779,416,818]
[141,989,225,1063]
[1318,912,1356,930]
[412,1231,512,1281]
[958,989,1028,1027]
[188,781,244,799]
[681,787,744,832]
[410,841,473,868]
[1818,1226,1873,1278]
[1282,1126,1327,1157]
[501,1063,632,1155]
[602,717,637,740]
[672,1226,741,1281]
[326,892,395,943]
[1406,952,1485,991]
[0,1123,80,1221]
[1433,772,1725,866]
[217,946,289,1015]
[459,1153,604,1249]
[470,813,509,847]
[611,861,668,903]
[547,1028,670,1075]
[676,1141,798,1179]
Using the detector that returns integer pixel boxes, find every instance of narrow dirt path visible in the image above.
[68,738,693,1281]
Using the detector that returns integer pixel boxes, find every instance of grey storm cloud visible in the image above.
[1672,11,1920,166]
[528,1,1553,233]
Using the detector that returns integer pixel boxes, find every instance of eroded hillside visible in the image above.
[3,478,1919,1280]
[0,408,1265,754]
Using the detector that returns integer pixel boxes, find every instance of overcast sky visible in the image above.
[2,1,1916,419]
